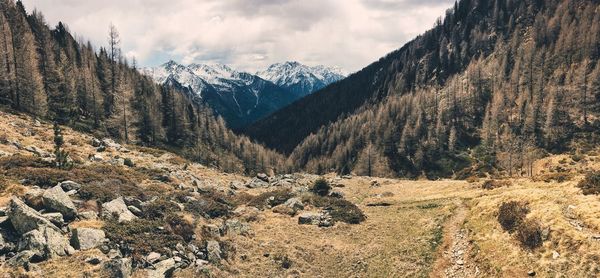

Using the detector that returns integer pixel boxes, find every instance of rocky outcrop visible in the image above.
[17,226,72,259]
[42,185,77,219]
[147,258,177,278]
[101,197,137,223]
[71,228,106,250]
[104,257,133,278]
[206,240,221,263]
[7,198,60,235]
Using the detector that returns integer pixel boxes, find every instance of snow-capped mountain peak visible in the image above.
[256,61,346,97]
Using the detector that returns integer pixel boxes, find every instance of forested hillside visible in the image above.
[249,0,600,178]
[0,0,286,174]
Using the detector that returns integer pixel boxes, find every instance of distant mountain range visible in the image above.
[142,61,345,128]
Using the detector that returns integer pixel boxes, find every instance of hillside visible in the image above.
[0,0,286,175]
[246,0,600,178]
[2,110,600,277]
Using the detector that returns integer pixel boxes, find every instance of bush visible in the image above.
[142,199,180,220]
[124,158,135,168]
[498,201,529,232]
[303,195,366,224]
[78,179,146,203]
[515,219,543,249]
[103,219,183,261]
[310,178,331,197]
[238,189,294,209]
[482,180,511,190]
[185,191,232,219]
[165,213,194,242]
[578,171,600,195]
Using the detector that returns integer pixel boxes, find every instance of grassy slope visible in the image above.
[1,110,600,277]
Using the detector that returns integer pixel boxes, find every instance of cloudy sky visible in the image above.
[21,0,454,73]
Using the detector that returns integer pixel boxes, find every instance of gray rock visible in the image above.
[107,249,122,259]
[201,224,221,238]
[257,173,269,182]
[42,212,64,227]
[24,145,48,157]
[104,257,132,278]
[91,138,103,147]
[85,257,103,265]
[71,228,106,250]
[206,240,221,263]
[17,226,71,259]
[147,258,177,278]
[127,205,142,216]
[0,216,8,225]
[298,212,322,225]
[42,185,77,219]
[0,206,7,216]
[284,198,304,211]
[78,211,98,220]
[6,250,40,267]
[101,198,137,223]
[146,252,161,263]
[8,198,60,235]
[17,229,46,258]
[222,219,250,235]
[272,205,295,216]
[58,181,81,192]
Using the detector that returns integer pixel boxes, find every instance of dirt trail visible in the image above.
[431,201,479,278]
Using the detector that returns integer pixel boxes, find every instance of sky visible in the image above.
[21,0,455,73]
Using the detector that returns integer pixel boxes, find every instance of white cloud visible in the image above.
[21,0,454,73]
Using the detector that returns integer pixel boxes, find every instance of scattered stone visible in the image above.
[456,259,464,265]
[101,198,137,223]
[298,212,322,225]
[552,251,560,259]
[257,173,269,182]
[24,145,48,157]
[85,257,103,265]
[370,180,380,187]
[78,211,98,220]
[195,259,209,267]
[71,228,106,250]
[90,154,104,162]
[91,138,103,148]
[206,240,221,263]
[42,212,64,227]
[342,175,352,179]
[107,249,122,259]
[147,258,177,278]
[273,205,295,216]
[104,257,133,278]
[6,250,40,267]
[17,226,71,259]
[127,205,143,217]
[528,270,536,276]
[284,198,304,211]
[202,224,221,238]
[0,206,6,216]
[8,198,60,235]
[146,252,161,263]
[59,181,81,192]
[0,216,8,225]
[42,185,77,219]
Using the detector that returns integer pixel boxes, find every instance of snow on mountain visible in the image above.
[256,61,346,97]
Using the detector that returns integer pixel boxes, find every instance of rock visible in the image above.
[97,145,107,152]
[71,228,106,250]
[90,154,104,162]
[101,197,137,223]
[107,249,122,259]
[257,173,269,182]
[272,205,295,216]
[8,198,60,235]
[42,185,77,219]
[65,190,77,196]
[59,181,81,192]
[147,258,177,278]
[298,212,322,225]
[222,219,250,235]
[0,232,16,253]
[85,257,103,265]
[284,198,304,211]
[91,138,103,147]
[146,252,161,263]
[318,214,334,227]
[456,259,464,265]
[195,259,209,267]
[342,175,352,179]
[104,257,132,278]
[201,224,221,238]
[24,145,48,157]
[206,240,221,263]
[127,205,142,216]
[42,212,64,227]
[102,138,122,150]
[78,211,98,220]
[0,206,7,216]
[552,250,560,259]
[370,180,380,187]
[6,250,41,267]
[17,226,71,259]
[528,270,536,276]
[0,216,8,225]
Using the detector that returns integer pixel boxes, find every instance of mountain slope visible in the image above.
[247,0,600,178]
[256,61,345,98]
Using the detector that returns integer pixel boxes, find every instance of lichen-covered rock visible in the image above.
[147,258,177,278]
[8,198,60,235]
[284,198,304,211]
[104,257,132,278]
[101,197,137,223]
[42,185,77,219]
[298,212,322,225]
[42,212,65,227]
[17,226,71,259]
[222,219,250,235]
[71,228,106,250]
[206,240,221,263]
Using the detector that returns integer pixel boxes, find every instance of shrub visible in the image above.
[497,201,529,232]
[78,179,146,203]
[165,213,194,242]
[103,219,183,261]
[578,171,600,195]
[142,199,180,220]
[0,155,51,169]
[482,180,511,190]
[310,178,331,197]
[185,192,232,219]
[515,219,543,249]
[303,195,366,224]
[123,158,135,168]
[532,172,573,183]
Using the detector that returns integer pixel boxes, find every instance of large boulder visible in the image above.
[7,198,60,235]
[59,181,81,192]
[147,258,177,278]
[42,185,77,219]
[284,198,304,211]
[101,198,137,223]
[17,226,72,259]
[42,212,64,227]
[71,228,106,250]
[222,219,250,236]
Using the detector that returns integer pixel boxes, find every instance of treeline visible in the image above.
[0,0,287,175]
[289,0,600,178]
